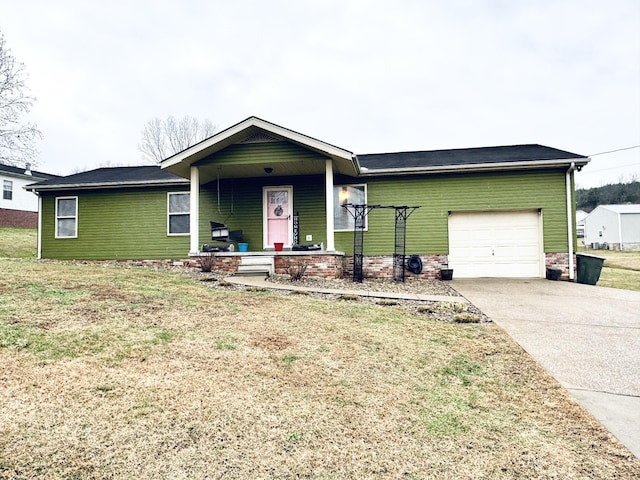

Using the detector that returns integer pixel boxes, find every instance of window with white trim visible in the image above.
[55,197,78,238]
[2,180,12,200]
[168,192,190,235]
[333,184,367,231]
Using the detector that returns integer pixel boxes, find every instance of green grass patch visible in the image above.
[0,227,37,258]
[280,353,302,366]
[579,248,640,291]
[598,266,640,292]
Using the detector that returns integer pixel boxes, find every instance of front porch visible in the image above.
[159,117,361,259]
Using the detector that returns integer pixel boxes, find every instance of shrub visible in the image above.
[285,259,308,281]
[197,254,214,273]
[453,313,481,323]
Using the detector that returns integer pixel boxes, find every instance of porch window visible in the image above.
[168,192,190,235]
[2,180,12,200]
[334,184,367,231]
[55,196,78,238]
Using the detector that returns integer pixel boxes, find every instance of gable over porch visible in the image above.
[160,116,358,255]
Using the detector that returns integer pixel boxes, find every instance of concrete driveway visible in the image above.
[452,278,640,459]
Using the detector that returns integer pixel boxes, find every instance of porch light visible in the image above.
[339,186,349,204]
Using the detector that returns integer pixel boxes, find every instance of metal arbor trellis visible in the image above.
[342,204,420,283]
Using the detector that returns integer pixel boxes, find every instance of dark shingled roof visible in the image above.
[357,144,588,170]
[0,162,60,180]
[27,166,188,191]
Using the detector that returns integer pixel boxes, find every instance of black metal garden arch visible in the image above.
[342,204,420,283]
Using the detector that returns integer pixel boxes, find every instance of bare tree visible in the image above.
[139,115,216,163]
[0,31,42,166]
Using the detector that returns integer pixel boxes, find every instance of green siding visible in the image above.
[334,169,571,255]
[200,175,327,249]
[39,168,575,260]
[197,142,328,166]
[41,187,189,260]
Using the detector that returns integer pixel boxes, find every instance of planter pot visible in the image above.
[238,243,249,252]
[274,242,284,252]
[546,268,562,281]
[440,269,453,281]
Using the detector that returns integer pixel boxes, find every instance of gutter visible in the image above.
[358,158,589,176]
[566,162,576,280]
[25,179,189,193]
[36,193,42,259]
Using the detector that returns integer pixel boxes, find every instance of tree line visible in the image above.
[576,180,640,212]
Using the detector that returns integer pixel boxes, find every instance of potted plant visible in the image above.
[440,264,453,281]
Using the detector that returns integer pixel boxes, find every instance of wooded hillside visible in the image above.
[576,181,640,212]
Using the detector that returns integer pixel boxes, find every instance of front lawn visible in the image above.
[0,259,638,479]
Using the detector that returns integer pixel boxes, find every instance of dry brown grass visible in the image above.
[1,259,638,479]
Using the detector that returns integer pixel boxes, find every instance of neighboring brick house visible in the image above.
[27,116,590,280]
[0,163,59,228]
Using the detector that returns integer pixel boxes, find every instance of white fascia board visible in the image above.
[358,158,590,176]
[252,118,354,161]
[26,179,189,192]
[161,116,355,169]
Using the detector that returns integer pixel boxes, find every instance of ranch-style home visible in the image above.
[27,116,589,280]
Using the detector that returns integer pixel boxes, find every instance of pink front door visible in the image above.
[264,187,292,248]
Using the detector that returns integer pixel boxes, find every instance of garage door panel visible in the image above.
[449,211,542,278]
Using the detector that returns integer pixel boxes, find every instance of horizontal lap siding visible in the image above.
[335,169,569,255]
[290,176,327,245]
[205,142,328,165]
[41,188,189,260]
[201,175,327,249]
[200,179,262,248]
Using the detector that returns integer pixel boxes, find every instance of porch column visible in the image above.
[325,159,335,251]
[189,165,200,255]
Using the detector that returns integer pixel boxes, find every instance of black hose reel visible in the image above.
[406,254,423,274]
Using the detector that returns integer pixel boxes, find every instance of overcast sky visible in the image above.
[2,0,639,188]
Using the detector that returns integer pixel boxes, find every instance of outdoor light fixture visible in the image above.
[339,186,349,204]
[264,167,273,174]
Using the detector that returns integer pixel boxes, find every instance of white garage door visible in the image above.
[448,211,543,278]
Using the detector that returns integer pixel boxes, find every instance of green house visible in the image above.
[28,116,590,280]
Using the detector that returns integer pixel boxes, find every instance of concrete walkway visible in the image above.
[224,275,469,304]
[452,278,640,459]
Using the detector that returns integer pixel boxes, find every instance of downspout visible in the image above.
[566,162,576,280]
[37,193,42,259]
[189,166,200,256]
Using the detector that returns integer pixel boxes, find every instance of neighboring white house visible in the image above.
[584,204,640,251]
[576,209,588,237]
[0,162,59,228]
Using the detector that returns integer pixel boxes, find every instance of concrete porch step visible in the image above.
[236,255,274,276]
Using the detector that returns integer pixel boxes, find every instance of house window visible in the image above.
[55,197,77,238]
[168,192,190,235]
[334,184,367,231]
[3,180,12,200]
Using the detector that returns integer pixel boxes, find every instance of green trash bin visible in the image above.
[576,253,605,285]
